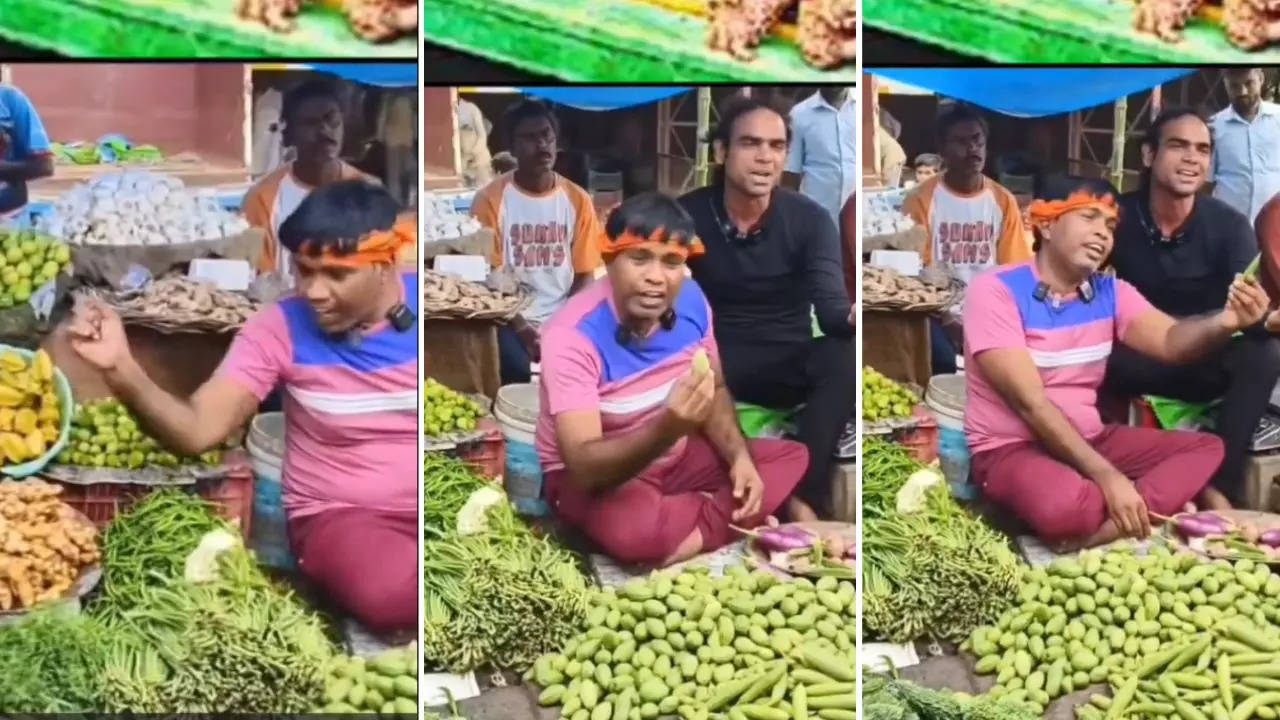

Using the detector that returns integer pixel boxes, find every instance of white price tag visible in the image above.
[28,278,56,320]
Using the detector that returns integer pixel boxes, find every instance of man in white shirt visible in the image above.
[783,88,856,225]
[1210,68,1280,224]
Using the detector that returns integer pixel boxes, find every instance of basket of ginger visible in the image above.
[0,478,100,613]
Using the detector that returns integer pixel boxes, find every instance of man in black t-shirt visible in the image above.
[678,97,855,520]
[1107,108,1280,507]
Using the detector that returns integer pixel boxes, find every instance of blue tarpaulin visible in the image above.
[303,63,417,87]
[874,69,1195,117]
[516,87,691,111]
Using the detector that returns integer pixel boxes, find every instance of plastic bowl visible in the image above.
[0,345,73,478]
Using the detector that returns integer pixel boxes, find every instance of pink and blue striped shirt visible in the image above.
[964,261,1154,454]
[537,276,719,479]
[219,272,418,518]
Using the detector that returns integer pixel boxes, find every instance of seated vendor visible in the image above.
[678,96,854,519]
[66,180,417,635]
[537,191,813,567]
[965,177,1268,550]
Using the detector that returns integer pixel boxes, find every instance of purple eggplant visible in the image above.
[754,526,815,552]
[1174,513,1232,539]
[1259,529,1280,548]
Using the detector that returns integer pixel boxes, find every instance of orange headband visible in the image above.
[601,227,706,260]
[1028,190,1120,224]
[300,217,416,268]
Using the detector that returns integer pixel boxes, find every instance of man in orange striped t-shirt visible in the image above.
[903,104,1031,374]
[243,78,378,285]
[471,99,604,385]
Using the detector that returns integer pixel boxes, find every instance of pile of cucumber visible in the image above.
[963,543,1280,718]
[528,563,856,720]
[316,644,420,715]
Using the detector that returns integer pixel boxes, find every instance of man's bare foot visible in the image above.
[787,497,819,523]
[1196,486,1233,512]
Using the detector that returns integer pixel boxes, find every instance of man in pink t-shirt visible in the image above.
[537,192,812,567]
[66,181,417,635]
[964,178,1271,549]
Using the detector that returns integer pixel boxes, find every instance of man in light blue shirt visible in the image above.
[1210,68,1280,224]
[783,88,856,225]
[0,84,53,216]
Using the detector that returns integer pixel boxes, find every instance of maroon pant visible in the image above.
[288,508,417,635]
[546,436,808,566]
[972,425,1222,542]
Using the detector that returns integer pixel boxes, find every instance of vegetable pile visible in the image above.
[423,193,483,243]
[1167,511,1280,562]
[862,670,1040,720]
[314,646,420,715]
[862,266,957,310]
[862,367,919,423]
[92,491,333,712]
[0,229,72,307]
[747,524,855,579]
[0,479,99,611]
[0,609,113,713]
[40,171,250,246]
[0,488,343,713]
[966,543,1280,719]
[56,397,222,470]
[422,453,590,672]
[422,270,529,320]
[88,275,261,328]
[529,563,856,720]
[0,348,63,465]
[423,378,483,437]
[862,437,1022,643]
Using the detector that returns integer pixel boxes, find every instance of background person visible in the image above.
[0,83,53,216]
[904,103,1030,375]
[967,177,1262,551]
[537,192,811,567]
[1210,68,1280,224]
[471,99,604,385]
[783,87,857,225]
[67,181,418,635]
[243,79,378,283]
[1107,108,1278,508]
[911,153,943,185]
[680,96,854,520]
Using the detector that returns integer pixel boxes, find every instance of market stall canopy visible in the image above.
[256,63,418,87]
[515,87,692,111]
[872,69,1194,118]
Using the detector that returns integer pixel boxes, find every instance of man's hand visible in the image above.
[1097,472,1151,539]
[517,324,542,364]
[729,454,764,521]
[1221,275,1271,332]
[65,300,133,374]
[662,369,715,437]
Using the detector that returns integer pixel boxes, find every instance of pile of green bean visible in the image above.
[96,488,229,611]
[528,563,856,720]
[96,547,333,712]
[965,543,1280,719]
[423,453,590,673]
[423,452,489,537]
[862,437,1022,643]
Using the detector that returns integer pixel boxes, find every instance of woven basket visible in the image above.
[422,276,532,322]
[79,286,257,334]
